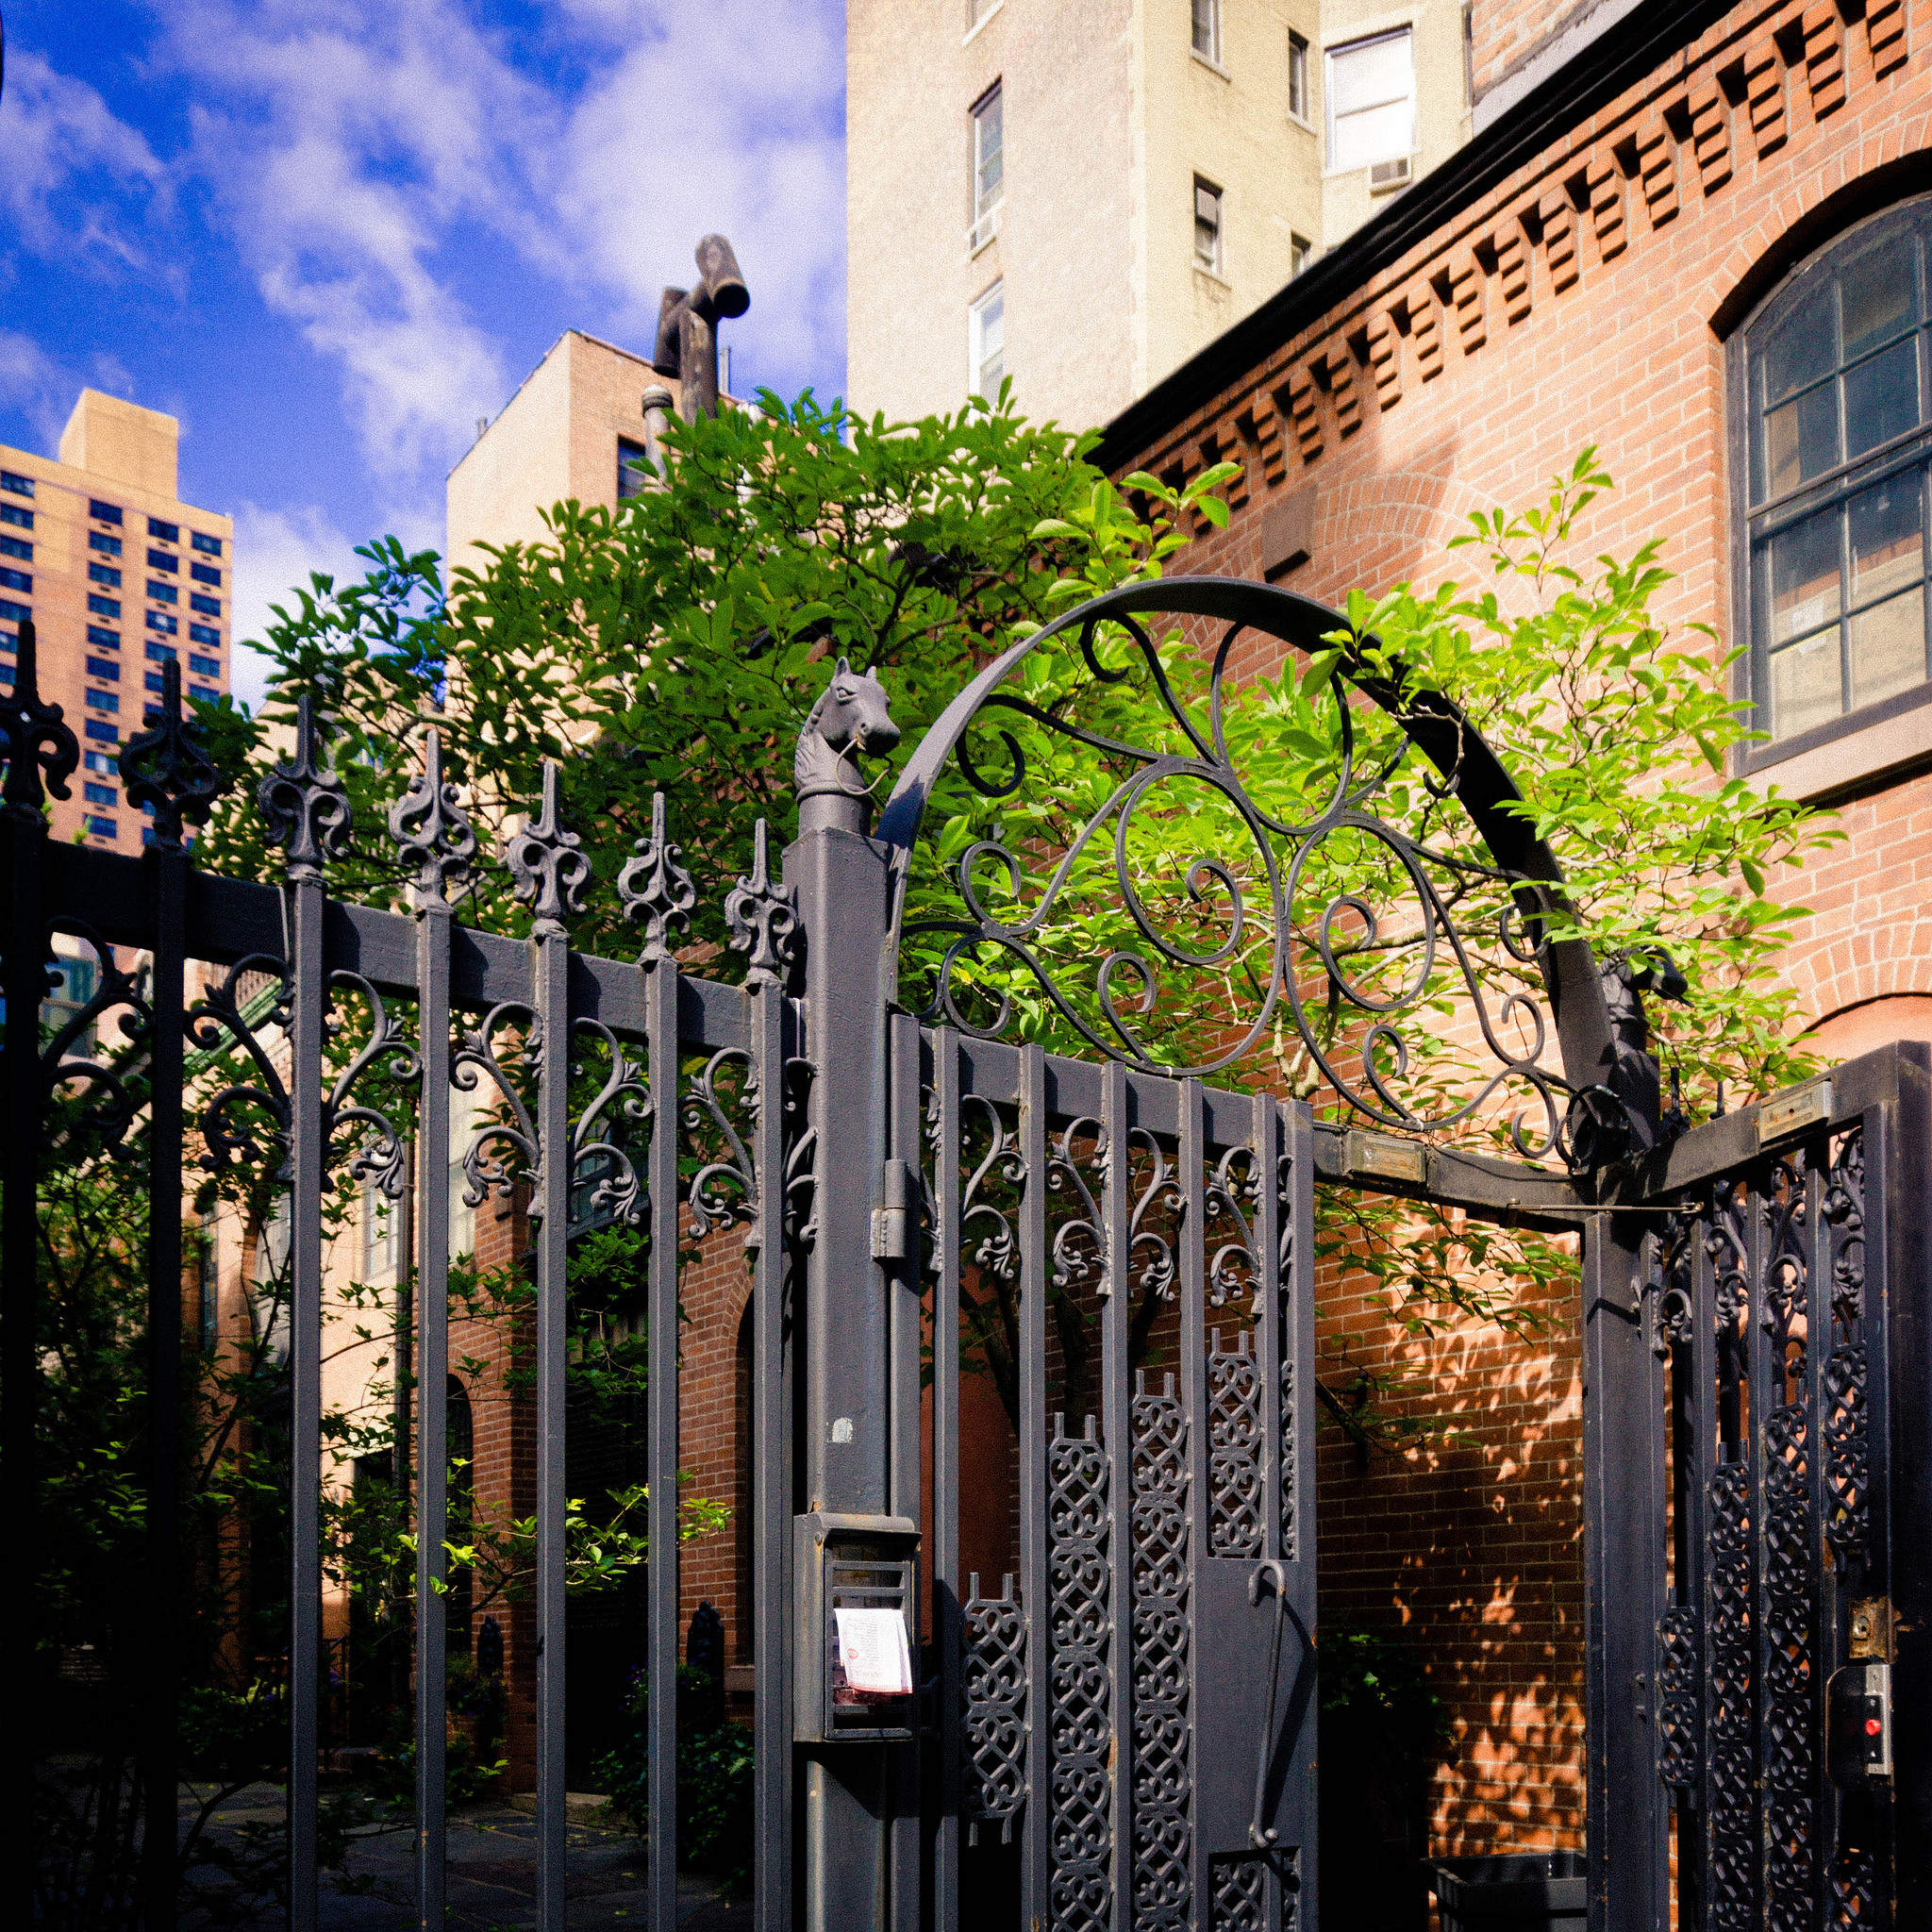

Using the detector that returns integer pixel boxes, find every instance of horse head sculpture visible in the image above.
[795,658,900,834]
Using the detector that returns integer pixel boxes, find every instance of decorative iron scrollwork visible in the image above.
[191,956,295,1180]
[1822,1128,1869,1574]
[961,1572,1026,1844]
[40,921,151,1157]
[258,696,352,879]
[888,583,1585,1161]
[123,657,226,852]
[1047,1413,1112,1932]
[570,1019,650,1230]
[504,759,590,934]
[1209,1854,1267,1931]
[1707,1454,1756,1930]
[453,1003,541,1214]
[324,973,420,1199]
[723,816,795,990]
[622,790,698,965]
[685,1047,758,1239]
[1208,1327,1263,1560]
[1130,1370,1190,1929]
[387,727,476,902]
[1655,1604,1702,1791]
[0,619,79,821]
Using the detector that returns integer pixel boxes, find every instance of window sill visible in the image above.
[1193,263,1233,290]
[962,1,1003,47]
[1191,49,1231,81]
[1738,680,1932,803]
[1287,111,1316,135]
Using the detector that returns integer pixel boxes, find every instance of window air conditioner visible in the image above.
[1369,156,1412,192]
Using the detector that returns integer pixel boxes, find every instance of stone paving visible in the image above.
[178,1784,751,1929]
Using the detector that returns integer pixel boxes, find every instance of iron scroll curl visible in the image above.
[875,576,1623,1166]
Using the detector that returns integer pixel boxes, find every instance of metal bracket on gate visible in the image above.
[871,1158,915,1262]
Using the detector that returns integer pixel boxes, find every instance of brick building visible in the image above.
[1080,0,1929,1862]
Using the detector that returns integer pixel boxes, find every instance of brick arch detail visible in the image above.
[1784,927,1932,1029]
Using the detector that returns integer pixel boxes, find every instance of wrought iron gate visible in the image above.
[7,575,1925,1932]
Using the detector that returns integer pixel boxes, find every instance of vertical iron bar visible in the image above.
[1804,1149,1832,1920]
[1254,1095,1282,1564]
[887,1011,923,1932]
[1686,1199,1718,1932]
[932,1028,962,1932]
[414,892,453,1929]
[1745,1166,1773,1927]
[1101,1063,1132,1932]
[1017,1044,1049,1929]
[392,1137,414,1724]
[287,863,326,1932]
[0,810,42,1928]
[647,951,682,1932]
[1289,1099,1319,1916]
[750,978,791,1932]
[533,924,570,1932]
[141,840,187,1930]
[1178,1080,1208,1926]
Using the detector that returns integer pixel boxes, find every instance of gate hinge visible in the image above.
[872,1158,917,1262]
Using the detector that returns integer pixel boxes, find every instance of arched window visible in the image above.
[1734,195,1932,758]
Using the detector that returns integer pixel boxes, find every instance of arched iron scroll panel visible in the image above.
[876,575,1633,1169]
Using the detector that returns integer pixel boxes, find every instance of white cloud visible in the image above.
[226,501,370,709]
[0,329,81,451]
[0,50,164,269]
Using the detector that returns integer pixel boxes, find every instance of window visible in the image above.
[148,517,178,542]
[0,567,29,593]
[1326,27,1415,172]
[190,593,221,617]
[1,537,31,562]
[192,530,222,557]
[1737,196,1932,752]
[192,684,219,704]
[191,561,221,587]
[189,624,221,647]
[86,816,116,841]
[146,642,176,662]
[191,653,222,677]
[1,504,31,529]
[1194,178,1224,274]
[90,498,120,523]
[1289,32,1310,122]
[87,626,119,650]
[149,581,178,605]
[85,690,118,713]
[0,599,29,625]
[198,1207,219,1353]
[147,611,178,635]
[1191,0,1221,64]
[89,594,122,619]
[84,782,117,808]
[144,672,167,694]
[85,720,118,745]
[970,281,1006,398]
[3,472,34,497]
[148,549,177,574]
[88,657,120,682]
[84,750,117,776]
[973,84,1004,232]
[362,1180,401,1279]
[617,436,652,500]
[90,532,122,558]
[90,562,121,589]
[1291,233,1312,275]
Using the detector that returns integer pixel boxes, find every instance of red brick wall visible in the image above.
[1107,0,1929,1857]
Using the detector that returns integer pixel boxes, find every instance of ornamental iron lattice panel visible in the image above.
[1626,1056,1928,1932]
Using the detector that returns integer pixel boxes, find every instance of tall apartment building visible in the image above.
[0,390,233,854]
[846,0,1476,428]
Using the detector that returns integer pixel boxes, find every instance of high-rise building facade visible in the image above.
[0,390,233,854]
[846,0,1479,428]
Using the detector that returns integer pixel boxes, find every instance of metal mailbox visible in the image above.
[793,1511,920,1744]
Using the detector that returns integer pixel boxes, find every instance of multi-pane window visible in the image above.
[84,782,117,808]
[970,282,1006,399]
[88,594,121,620]
[1739,197,1932,747]
[362,1179,401,1280]
[1326,27,1415,171]
[149,581,178,605]
[191,653,222,677]
[87,657,120,682]
[84,750,117,776]
[148,549,177,574]
[87,626,119,649]
[190,592,221,617]
[0,536,30,561]
[3,472,35,497]
[1,504,31,529]
[147,611,178,635]
[90,562,122,588]
[1289,32,1310,122]
[90,499,120,523]
[191,561,221,587]
[973,84,1004,239]
[90,531,121,557]
[192,530,222,557]
[190,624,221,647]
[1194,179,1224,275]
[149,517,178,541]
[147,642,176,662]
[1191,0,1221,64]
[0,566,29,593]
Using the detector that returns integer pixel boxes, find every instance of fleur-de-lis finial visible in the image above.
[1,619,80,823]
[387,728,476,903]
[123,658,227,854]
[724,818,797,990]
[257,694,353,880]
[618,791,696,964]
[503,758,590,934]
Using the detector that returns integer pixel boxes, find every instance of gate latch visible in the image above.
[871,1159,916,1262]
[1247,1560,1294,1851]
[1826,1661,1892,1786]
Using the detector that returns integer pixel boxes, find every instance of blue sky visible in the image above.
[0,0,847,703]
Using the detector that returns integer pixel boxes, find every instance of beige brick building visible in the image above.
[0,391,233,856]
[845,0,1477,427]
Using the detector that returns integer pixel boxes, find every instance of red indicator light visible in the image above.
[1865,1717,1883,1737]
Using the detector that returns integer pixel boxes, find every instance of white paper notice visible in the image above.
[833,1607,913,1696]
